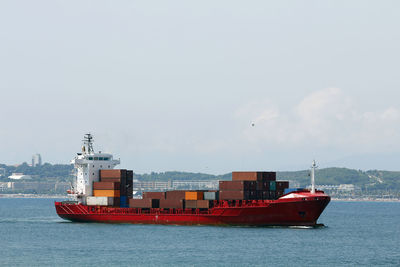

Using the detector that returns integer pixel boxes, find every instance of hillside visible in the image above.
[1,163,399,192]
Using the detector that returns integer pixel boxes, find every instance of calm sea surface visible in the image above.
[0,198,399,266]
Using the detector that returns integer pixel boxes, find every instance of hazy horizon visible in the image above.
[1,1,400,174]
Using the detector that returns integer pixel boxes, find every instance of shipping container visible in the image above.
[129,198,152,208]
[269,181,276,191]
[126,176,133,198]
[101,176,127,191]
[204,191,219,200]
[120,196,128,207]
[262,191,270,200]
[232,171,276,182]
[219,181,257,191]
[185,191,204,200]
[165,190,186,200]
[120,182,127,196]
[113,197,120,207]
[143,192,166,199]
[255,191,274,200]
[160,199,184,209]
[232,172,258,181]
[93,181,120,190]
[276,181,289,190]
[86,196,114,206]
[260,172,276,181]
[256,181,272,190]
[99,169,127,179]
[196,200,211,208]
[93,189,120,197]
[220,190,249,200]
[151,199,160,208]
[126,170,134,179]
[185,200,198,209]
[185,200,210,209]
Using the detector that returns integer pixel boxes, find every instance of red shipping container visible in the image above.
[128,198,158,208]
[160,199,184,209]
[100,169,127,179]
[93,181,120,190]
[143,192,166,199]
[219,181,256,191]
[232,171,276,182]
[220,191,249,200]
[165,190,186,200]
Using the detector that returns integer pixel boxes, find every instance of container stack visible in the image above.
[184,191,212,209]
[126,171,288,210]
[132,189,215,209]
[219,172,289,200]
[85,169,134,207]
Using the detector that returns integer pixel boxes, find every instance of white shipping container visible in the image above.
[86,196,114,206]
[204,192,218,200]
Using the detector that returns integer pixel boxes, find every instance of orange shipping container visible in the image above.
[185,191,204,200]
[93,189,120,197]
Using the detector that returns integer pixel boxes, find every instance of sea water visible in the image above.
[0,198,399,266]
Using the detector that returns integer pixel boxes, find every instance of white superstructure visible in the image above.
[71,134,120,201]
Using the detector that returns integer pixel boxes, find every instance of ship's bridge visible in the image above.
[72,134,120,200]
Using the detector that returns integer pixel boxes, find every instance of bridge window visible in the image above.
[94,157,99,160]
[99,157,103,160]
[88,157,93,160]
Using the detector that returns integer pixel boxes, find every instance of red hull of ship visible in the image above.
[55,191,330,226]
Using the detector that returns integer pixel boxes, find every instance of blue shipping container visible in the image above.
[120,196,128,207]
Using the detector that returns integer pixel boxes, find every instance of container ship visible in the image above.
[55,134,330,226]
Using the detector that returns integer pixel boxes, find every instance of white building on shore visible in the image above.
[8,173,32,180]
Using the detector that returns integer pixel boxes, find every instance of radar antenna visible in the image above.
[83,133,94,154]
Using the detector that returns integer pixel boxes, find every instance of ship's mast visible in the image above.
[83,133,94,154]
[311,160,317,194]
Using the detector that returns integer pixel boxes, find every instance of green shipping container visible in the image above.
[269,181,276,191]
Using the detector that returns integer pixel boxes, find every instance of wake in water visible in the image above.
[0,217,64,224]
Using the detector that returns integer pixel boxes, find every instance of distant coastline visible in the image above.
[0,194,68,199]
[331,197,400,202]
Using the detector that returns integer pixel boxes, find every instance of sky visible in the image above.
[1,1,400,174]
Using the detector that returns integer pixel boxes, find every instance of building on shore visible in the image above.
[32,154,42,167]
[8,173,32,180]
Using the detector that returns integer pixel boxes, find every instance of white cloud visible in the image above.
[236,88,400,151]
